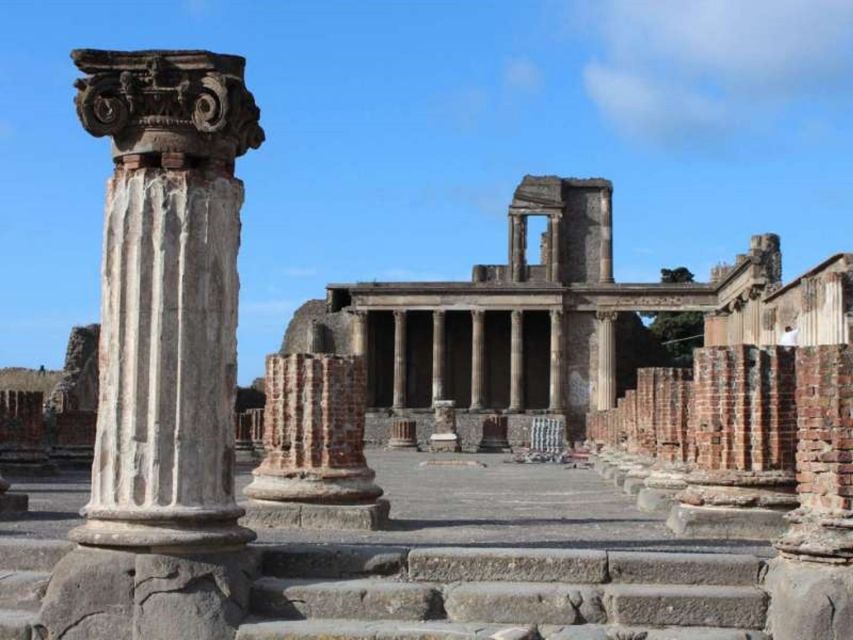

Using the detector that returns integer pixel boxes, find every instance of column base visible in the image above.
[636,470,688,513]
[69,505,256,550]
[429,433,462,453]
[622,471,650,496]
[244,467,384,504]
[774,508,853,563]
[666,503,790,539]
[0,492,28,516]
[37,545,257,640]
[387,439,419,451]
[241,498,390,531]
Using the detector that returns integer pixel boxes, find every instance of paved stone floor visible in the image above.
[0,450,774,556]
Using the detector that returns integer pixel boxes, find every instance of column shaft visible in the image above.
[351,310,368,356]
[432,310,446,403]
[470,310,485,410]
[509,309,524,411]
[393,310,407,410]
[550,216,561,282]
[549,309,564,411]
[597,311,617,410]
[599,190,614,283]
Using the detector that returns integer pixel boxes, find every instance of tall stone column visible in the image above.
[509,309,525,412]
[351,310,368,356]
[41,49,265,640]
[510,216,526,283]
[596,311,617,410]
[550,215,562,282]
[599,189,614,283]
[549,309,564,411]
[393,310,407,410]
[432,310,446,404]
[470,309,485,410]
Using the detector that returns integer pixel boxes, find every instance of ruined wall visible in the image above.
[794,344,853,513]
[0,368,63,395]
[280,299,354,356]
[48,324,100,412]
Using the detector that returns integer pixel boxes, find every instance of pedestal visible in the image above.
[430,400,461,452]
[388,419,419,450]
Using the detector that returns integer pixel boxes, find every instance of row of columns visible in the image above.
[356,308,567,412]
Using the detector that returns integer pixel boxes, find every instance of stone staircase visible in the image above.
[0,541,772,639]
[239,544,771,639]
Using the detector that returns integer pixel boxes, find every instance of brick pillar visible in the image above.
[244,353,388,529]
[766,345,853,640]
[668,345,798,538]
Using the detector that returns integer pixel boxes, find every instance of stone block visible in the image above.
[607,552,762,586]
[241,499,390,531]
[444,581,605,626]
[236,620,538,640]
[0,570,49,612]
[0,609,34,640]
[259,543,407,579]
[636,487,678,513]
[250,577,442,621]
[0,493,27,516]
[408,548,608,583]
[541,625,770,640]
[604,584,767,629]
[0,539,73,571]
[666,504,788,540]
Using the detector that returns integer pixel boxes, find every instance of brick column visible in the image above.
[549,309,564,411]
[470,310,485,410]
[766,345,853,640]
[0,390,52,475]
[509,309,524,412]
[41,48,266,640]
[432,310,446,404]
[244,353,387,529]
[668,346,798,539]
[0,391,33,514]
[393,310,407,411]
[596,311,617,410]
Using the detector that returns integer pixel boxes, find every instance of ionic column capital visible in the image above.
[72,49,265,163]
[596,310,618,322]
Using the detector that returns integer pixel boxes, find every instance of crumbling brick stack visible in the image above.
[669,346,798,538]
[0,390,52,474]
[243,353,388,530]
[776,344,853,561]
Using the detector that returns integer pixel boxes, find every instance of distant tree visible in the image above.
[642,267,705,367]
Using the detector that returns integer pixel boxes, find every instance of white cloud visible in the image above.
[579,0,853,146]
[504,58,542,93]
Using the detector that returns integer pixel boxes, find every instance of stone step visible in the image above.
[540,625,770,639]
[250,577,443,621]
[0,539,72,572]
[407,548,608,584]
[606,552,763,586]
[0,609,35,640]
[237,619,537,639]
[605,584,768,629]
[0,571,50,612]
[258,544,407,579]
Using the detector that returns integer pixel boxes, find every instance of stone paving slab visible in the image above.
[0,451,774,555]
[237,619,537,640]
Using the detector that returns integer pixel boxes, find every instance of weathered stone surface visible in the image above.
[607,552,762,586]
[666,504,788,540]
[635,488,678,513]
[237,619,538,640]
[242,499,390,531]
[0,539,73,572]
[604,584,767,629]
[250,577,442,621]
[541,625,769,640]
[0,494,27,516]
[0,571,49,612]
[408,548,608,584]
[0,609,35,640]
[764,557,853,640]
[259,544,407,579]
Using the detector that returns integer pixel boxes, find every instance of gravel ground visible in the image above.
[0,450,774,556]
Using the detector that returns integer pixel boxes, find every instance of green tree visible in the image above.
[642,267,705,367]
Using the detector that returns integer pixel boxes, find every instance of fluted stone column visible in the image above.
[549,308,564,411]
[510,216,526,283]
[393,310,407,410]
[351,310,368,356]
[470,309,485,410]
[509,309,524,412]
[597,311,617,410]
[40,49,265,640]
[432,310,446,404]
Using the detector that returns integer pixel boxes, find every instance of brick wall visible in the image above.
[53,410,96,448]
[263,353,367,470]
[690,346,796,473]
[653,368,693,464]
[794,345,853,513]
[0,390,45,447]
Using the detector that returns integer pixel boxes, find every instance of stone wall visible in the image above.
[280,299,354,356]
[0,390,45,449]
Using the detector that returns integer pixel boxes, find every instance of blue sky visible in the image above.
[1,0,851,385]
